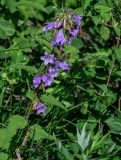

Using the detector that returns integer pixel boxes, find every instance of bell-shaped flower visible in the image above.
[51,30,66,48]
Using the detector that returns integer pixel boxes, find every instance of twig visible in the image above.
[22,130,30,147]
[16,148,23,160]
[102,60,115,96]
[102,36,120,96]
[118,98,121,110]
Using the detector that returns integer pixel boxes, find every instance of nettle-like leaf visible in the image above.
[8,115,27,130]
[30,124,53,141]
[0,115,27,149]
[0,129,12,149]
[116,45,121,59]
[40,94,66,110]
[94,3,111,13]
[16,0,48,21]
[83,0,91,11]
[100,26,110,41]
[0,47,11,59]
[5,0,17,13]
[105,117,121,132]
[0,19,15,38]
[26,90,35,100]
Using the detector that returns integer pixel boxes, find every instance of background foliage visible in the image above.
[0,0,121,159]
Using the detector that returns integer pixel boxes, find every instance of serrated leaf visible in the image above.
[105,117,121,132]
[94,3,111,13]
[5,0,17,13]
[74,8,84,15]
[83,0,91,10]
[92,16,101,25]
[26,90,35,100]
[0,19,15,38]
[0,129,11,149]
[40,94,66,110]
[116,46,121,59]
[100,26,110,40]
[15,64,38,73]
[115,71,121,76]
[97,84,107,92]
[8,115,27,130]
[30,124,53,141]
[0,47,10,59]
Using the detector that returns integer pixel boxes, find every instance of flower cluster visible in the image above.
[33,12,82,115]
[44,13,82,47]
[33,52,69,89]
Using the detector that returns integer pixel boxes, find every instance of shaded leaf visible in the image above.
[41,94,66,110]
[0,19,15,38]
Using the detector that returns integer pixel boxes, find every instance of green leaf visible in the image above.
[60,146,74,160]
[0,129,11,149]
[66,0,77,6]
[92,16,101,25]
[100,12,111,22]
[16,0,48,21]
[5,0,17,13]
[90,132,109,152]
[30,124,53,141]
[69,143,80,154]
[0,87,5,107]
[105,117,121,132]
[17,0,47,13]
[0,152,9,160]
[116,45,121,59]
[57,141,74,160]
[94,3,111,13]
[74,8,84,15]
[100,26,110,40]
[97,84,107,92]
[26,90,35,100]
[77,123,91,151]
[40,94,66,110]
[83,0,91,10]
[14,64,38,73]
[0,115,27,150]
[0,47,11,59]
[0,19,15,38]
[8,115,27,130]
[115,71,121,76]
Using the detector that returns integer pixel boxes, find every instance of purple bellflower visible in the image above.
[42,75,53,87]
[33,75,41,88]
[36,102,47,115]
[43,22,55,32]
[67,14,82,44]
[40,52,54,65]
[54,21,62,29]
[68,27,80,44]
[72,14,83,26]
[52,30,66,48]
[43,21,62,32]
[55,61,69,71]
[48,67,58,78]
